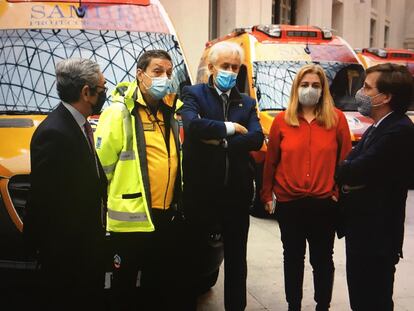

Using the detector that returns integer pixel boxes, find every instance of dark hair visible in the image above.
[56,58,101,103]
[366,63,414,114]
[136,50,172,71]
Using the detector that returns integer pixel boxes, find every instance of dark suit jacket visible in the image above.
[180,78,263,220]
[24,103,107,286]
[336,112,414,257]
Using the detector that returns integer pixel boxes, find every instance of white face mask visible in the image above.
[298,86,322,106]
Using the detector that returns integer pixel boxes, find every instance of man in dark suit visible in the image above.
[24,58,108,309]
[180,41,264,311]
[336,63,414,311]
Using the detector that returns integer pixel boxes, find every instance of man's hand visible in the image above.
[264,201,274,214]
[233,122,248,135]
[201,139,221,146]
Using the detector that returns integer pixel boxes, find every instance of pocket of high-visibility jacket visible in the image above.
[122,193,142,199]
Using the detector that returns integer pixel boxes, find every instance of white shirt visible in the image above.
[62,102,89,141]
[62,102,100,176]
[374,111,393,128]
[214,86,235,136]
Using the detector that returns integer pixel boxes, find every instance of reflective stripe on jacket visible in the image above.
[95,80,181,232]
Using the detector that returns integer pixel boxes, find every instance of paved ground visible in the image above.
[198,191,414,311]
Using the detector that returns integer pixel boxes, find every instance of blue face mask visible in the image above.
[215,69,237,91]
[144,72,172,100]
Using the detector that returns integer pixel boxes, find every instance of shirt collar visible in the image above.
[374,111,393,127]
[62,102,87,128]
[214,85,231,97]
[135,86,148,108]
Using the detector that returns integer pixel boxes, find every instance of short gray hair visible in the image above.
[56,58,101,103]
[208,41,244,65]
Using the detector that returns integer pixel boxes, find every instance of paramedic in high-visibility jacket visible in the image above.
[94,50,187,310]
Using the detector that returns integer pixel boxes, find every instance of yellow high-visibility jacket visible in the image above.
[95,80,181,232]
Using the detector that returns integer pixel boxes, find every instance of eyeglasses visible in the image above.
[361,85,378,92]
[93,85,108,93]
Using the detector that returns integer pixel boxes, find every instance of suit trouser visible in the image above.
[276,197,336,311]
[36,235,105,310]
[346,238,399,311]
[222,206,250,311]
[185,193,250,311]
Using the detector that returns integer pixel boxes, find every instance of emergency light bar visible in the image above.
[6,0,150,4]
[255,25,281,38]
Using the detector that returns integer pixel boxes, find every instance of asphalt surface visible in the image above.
[197,191,414,311]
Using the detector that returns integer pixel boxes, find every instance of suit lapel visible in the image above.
[56,103,100,180]
[364,112,400,149]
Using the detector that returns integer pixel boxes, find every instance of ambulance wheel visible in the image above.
[197,269,220,295]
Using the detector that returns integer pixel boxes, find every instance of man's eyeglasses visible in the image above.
[361,85,378,92]
[93,85,108,93]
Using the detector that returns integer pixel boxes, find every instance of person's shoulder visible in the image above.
[377,113,414,141]
[399,114,414,126]
[267,111,286,132]
[32,112,66,144]
[274,110,286,121]
[395,114,414,133]
[182,83,207,94]
[182,84,212,105]
[334,107,345,115]
[333,107,347,119]
[239,93,257,107]
[37,105,65,131]
[333,108,348,124]
[385,113,411,127]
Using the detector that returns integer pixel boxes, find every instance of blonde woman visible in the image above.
[261,64,352,311]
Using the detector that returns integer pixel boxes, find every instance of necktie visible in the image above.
[221,93,229,121]
[84,121,105,229]
[362,125,376,150]
[84,121,95,152]
[84,121,100,177]
[83,121,95,152]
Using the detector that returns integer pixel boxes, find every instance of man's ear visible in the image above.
[384,93,392,105]
[208,63,215,74]
[136,68,143,82]
[81,84,90,98]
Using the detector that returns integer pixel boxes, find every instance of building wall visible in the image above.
[161,0,272,80]
[233,0,272,33]
[341,0,370,48]
[403,0,414,48]
[160,0,413,80]
[298,0,410,49]
[296,0,332,27]
[160,0,209,81]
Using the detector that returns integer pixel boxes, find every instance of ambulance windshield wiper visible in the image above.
[0,110,49,115]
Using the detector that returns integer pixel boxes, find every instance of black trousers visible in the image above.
[185,191,250,311]
[346,238,399,311]
[36,234,106,310]
[109,208,192,311]
[222,205,250,311]
[276,197,336,311]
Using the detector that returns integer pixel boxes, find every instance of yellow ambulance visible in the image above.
[0,0,221,295]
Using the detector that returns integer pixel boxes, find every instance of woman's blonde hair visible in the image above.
[285,64,337,129]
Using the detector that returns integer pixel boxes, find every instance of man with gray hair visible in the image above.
[25,58,108,309]
[180,41,264,310]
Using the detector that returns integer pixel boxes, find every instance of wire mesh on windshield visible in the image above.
[253,61,348,110]
[0,29,189,112]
